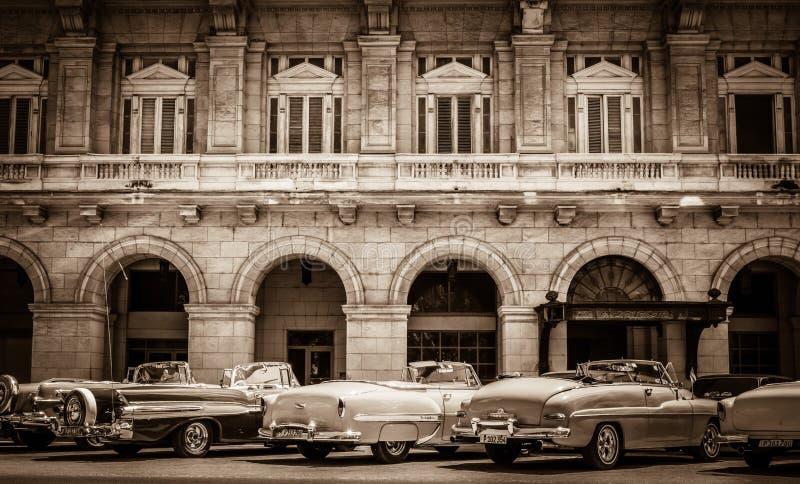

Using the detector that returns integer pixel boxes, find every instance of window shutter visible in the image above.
[417,97,426,153]
[567,97,576,153]
[268,97,278,153]
[39,98,47,154]
[307,96,323,153]
[288,97,303,153]
[717,97,727,153]
[784,97,793,154]
[482,97,491,153]
[333,97,342,154]
[122,98,132,154]
[587,96,602,153]
[437,97,452,153]
[160,98,176,154]
[457,96,472,153]
[185,98,195,154]
[140,98,156,154]
[606,96,622,153]
[0,98,9,154]
[632,97,642,153]
[14,98,30,154]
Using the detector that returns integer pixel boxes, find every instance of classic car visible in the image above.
[0,361,198,451]
[717,380,800,469]
[692,374,791,400]
[452,359,721,469]
[259,361,481,463]
[3,361,299,458]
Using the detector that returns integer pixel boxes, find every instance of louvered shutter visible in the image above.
[457,96,472,153]
[587,96,602,153]
[333,97,342,154]
[0,98,10,154]
[288,97,303,153]
[308,97,323,153]
[122,98,131,154]
[437,97,452,153]
[606,96,622,153]
[482,97,491,153]
[268,97,278,153]
[140,98,156,154]
[417,97,426,153]
[14,98,30,154]
[185,98,195,154]
[160,98,176,154]
[38,98,47,154]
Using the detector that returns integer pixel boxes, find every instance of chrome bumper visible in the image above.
[259,424,362,444]
[451,418,571,443]
[2,413,133,440]
[716,434,749,444]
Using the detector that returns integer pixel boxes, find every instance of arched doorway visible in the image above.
[727,260,799,377]
[254,258,347,385]
[0,257,34,382]
[406,259,499,382]
[566,256,663,368]
[106,259,190,381]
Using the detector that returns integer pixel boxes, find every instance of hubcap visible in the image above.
[703,425,720,457]
[0,383,6,402]
[184,423,209,453]
[384,441,406,455]
[66,397,82,425]
[596,426,618,464]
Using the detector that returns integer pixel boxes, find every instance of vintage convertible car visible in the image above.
[259,361,481,463]
[717,380,800,469]
[0,361,197,450]
[452,359,721,469]
[3,361,299,457]
[692,374,791,400]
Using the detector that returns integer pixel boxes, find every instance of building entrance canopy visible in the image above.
[535,291,732,378]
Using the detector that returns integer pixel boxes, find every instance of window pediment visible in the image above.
[567,60,642,94]
[571,60,638,80]
[0,64,43,82]
[270,61,340,94]
[0,64,46,95]
[724,61,789,80]
[273,62,339,80]
[421,61,487,80]
[126,63,190,81]
[122,63,193,96]
[418,61,490,95]
[719,60,794,95]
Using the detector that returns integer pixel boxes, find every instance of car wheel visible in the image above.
[298,442,332,461]
[62,390,97,427]
[582,423,621,470]
[75,436,106,451]
[484,443,521,465]
[689,422,720,462]
[744,452,773,469]
[172,421,212,458]
[0,375,19,415]
[371,441,413,464]
[433,446,459,457]
[111,444,142,456]
[18,431,56,450]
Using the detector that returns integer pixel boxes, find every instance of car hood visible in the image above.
[732,381,800,432]
[467,377,582,426]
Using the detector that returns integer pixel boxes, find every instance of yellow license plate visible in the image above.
[758,439,793,448]
[480,433,508,444]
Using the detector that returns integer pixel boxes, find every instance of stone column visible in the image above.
[666,34,711,152]
[53,37,96,154]
[645,41,670,152]
[193,42,210,154]
[28,303,107,381]
[204,35,247,153]
[549,322,568,372]
[497,306,538,375]
[184,304,259,384]
[395,41,415,153]
[661,321,687,382]
[358,35,401,153]
[91,42,117,153]
[512,34,555,153]
[342,305,410,381]
[697,322,729,376]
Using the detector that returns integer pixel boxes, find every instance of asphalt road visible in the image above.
[0,441,798,483]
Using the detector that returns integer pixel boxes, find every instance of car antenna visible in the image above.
[102,246,123,424]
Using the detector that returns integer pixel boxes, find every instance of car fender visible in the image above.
[379,423,419,442]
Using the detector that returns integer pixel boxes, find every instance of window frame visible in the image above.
[0,60,48,155]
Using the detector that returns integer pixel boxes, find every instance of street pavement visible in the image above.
[0,441,798,483]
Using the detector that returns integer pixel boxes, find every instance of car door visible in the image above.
[644,365,692,446]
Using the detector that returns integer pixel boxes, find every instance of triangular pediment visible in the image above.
[571,60,638,79]
[422,61,487,80]
[724,61,789,79]
[273,62,338,80]
[0,64,43,82]
[126,63,189,81]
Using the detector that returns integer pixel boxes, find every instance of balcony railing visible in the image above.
[78,155,199,190]
[0,156,43,189]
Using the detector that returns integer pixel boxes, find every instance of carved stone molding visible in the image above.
[714,205,739,226]
[338,204,357,225]
[497,205,518,225]
[655,205,680,226]
[22,205,47,225]
[396,205,415,225]
[237,204,259,225]
[79,204,103,225]
[364,0,393,35]
[54,0,88,36]
[179,204,202,225]
[554,205,576,226]
[520,0,550,34]
[671,0,705,33]
[209,0,245,36]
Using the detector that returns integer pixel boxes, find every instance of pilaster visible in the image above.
[53,37,97,154]
[512,35,555,153]
[91,42,117,153]
[358,36,401,153]
[204,36,248,154]
[342,304,410,381]
[396,41,416,153]
[497,305,538,375]
[666,34,711,153]
[646,41,670,152]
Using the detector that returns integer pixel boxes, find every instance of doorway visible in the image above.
[567,322,628,369]
[735,95,774,153]
[287,330,334,385]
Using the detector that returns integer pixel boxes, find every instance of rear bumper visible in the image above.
[1,413,133,440]
[716,434,749,444]
[451,418,570,443]
[259,424,362,444]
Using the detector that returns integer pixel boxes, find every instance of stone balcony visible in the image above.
[0,152,799,194]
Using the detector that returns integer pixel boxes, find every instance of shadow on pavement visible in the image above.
[700,458,800,478]
[30,444,295,463]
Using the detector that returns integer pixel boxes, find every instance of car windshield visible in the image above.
[405,363,478,386]
[231,363,285,386]
[133,362,190,384]
[692,377,760,399]
[581,361,670,385]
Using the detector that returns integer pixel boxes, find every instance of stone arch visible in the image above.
[712,236,800,300]
[230,236,365,306]
[75,235,207,305]
[389,235,523,306]
[550,236,685,302]
[0,236,50,303]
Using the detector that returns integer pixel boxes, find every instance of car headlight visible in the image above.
[337,398,345,418]
[543,413,566,421]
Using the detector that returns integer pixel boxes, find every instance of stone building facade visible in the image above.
[0,0,799,385]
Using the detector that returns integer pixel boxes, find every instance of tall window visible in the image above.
[0,58,49,154]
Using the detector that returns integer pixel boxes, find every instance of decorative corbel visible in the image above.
[179,204,202,225]
[237,205,259,225]
[396,205,415,225]
[338,203,357,225]
[553,205,576,226]
[519,0,550,34]
[363,0,392,35]
[655,205,680,226]
[714,205,739,226]
[497,205,518,225]
[22,205,47,225]
[670,0,705,33]
[54,0,88,36]
[209,0,245,36]
[79,204,104,225]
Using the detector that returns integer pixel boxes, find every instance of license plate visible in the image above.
[59,427,83,438]
[274,428,307,440]
[480,433,508,444]
[758,439,793,448]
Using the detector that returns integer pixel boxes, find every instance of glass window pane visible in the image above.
[460,348,477,365]
[422,332,439,348]
[408,331,421,347]
[422,347,439,361]
[441,332,458,347]
[478,332,496,347]
[459,332,477,348]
